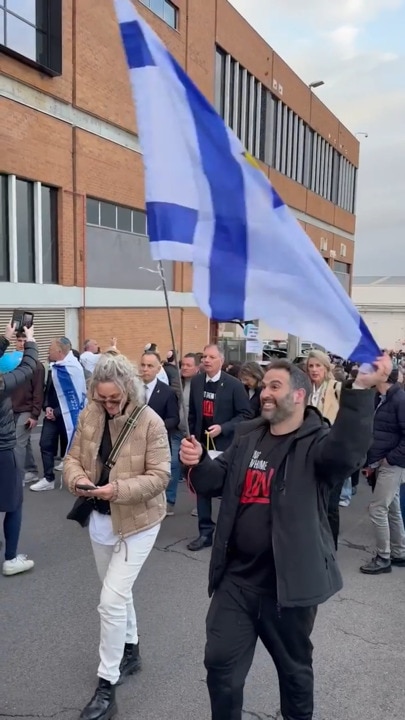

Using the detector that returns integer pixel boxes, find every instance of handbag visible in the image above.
[205,430,223,460]
[66,404,147,527]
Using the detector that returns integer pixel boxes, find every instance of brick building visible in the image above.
[0,0,358,361]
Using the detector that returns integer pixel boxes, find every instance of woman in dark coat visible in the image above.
[239,361,264,418]
[0,322,38,576]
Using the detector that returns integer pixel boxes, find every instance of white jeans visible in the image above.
[91,524,160,684]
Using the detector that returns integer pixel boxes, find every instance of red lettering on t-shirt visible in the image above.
[240,467,274,504]
[203,399,214,419]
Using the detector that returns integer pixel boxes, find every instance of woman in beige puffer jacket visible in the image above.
[63,353,171,720]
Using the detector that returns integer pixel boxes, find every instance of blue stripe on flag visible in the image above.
[54,365,81,434]
[271,187,284,209]
[169,58,248,321]
[119,20,155,69]
[348,317,382,363]
[147,202,198,247]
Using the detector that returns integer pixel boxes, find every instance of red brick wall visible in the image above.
[0,0,358,352]
[83,307,209,362]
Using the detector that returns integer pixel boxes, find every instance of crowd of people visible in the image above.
[1,323,404,720]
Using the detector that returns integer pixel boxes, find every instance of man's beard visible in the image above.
[261,394,295,425]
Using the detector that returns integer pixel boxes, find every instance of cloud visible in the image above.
[327,26,360,58]
[229,0,405,275]
[242,0,404,26]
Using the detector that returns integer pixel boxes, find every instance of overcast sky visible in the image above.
[229,0,405,276]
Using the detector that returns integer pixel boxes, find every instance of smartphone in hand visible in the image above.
[76,483,96,491]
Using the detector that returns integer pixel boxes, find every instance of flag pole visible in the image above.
[157,261,191,437]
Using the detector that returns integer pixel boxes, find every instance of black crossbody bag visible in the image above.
[66,405,147,527]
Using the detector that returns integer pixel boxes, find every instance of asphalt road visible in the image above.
[1,434,404,720]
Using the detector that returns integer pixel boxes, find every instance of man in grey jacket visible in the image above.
[180,357,389,720]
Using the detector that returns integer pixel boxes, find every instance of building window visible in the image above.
[0,0,62,76]
[16,179,35,283]
[213,45,358,214]
[0,174,58,284]
[0,175,8,281]
[334,261,350,293]
[41,185,58,284]
[215,48,226,117]
[139,0,178,29]
[86,198,147,236]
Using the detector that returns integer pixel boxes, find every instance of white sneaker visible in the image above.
[3,554,35,576]
[339,499,350,507]
[30,478,55,492]
[24,472,38,484]
[191,507,198,517]
[54,461,64,472]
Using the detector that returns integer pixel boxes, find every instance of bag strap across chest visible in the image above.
[104,404,147,470]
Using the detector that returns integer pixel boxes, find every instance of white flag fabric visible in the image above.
[114,0,380,362]
[51,351,87,450]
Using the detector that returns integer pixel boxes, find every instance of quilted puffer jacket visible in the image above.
[63,401,171,538]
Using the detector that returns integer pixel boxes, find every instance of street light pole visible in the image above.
[287,334,301,360]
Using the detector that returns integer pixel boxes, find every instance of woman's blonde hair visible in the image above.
[89,353,143,404]
[306,350,333,380]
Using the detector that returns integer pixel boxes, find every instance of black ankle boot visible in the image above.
[116,642,142,685]
[80,678,117,720]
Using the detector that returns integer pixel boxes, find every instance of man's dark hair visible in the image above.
[183,352,198,364]
[16,330,26,339]
[266,358,312,398]
[143,350,161,363]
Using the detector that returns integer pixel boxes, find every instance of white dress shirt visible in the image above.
[157,367,169,384]
[206,370,222,383]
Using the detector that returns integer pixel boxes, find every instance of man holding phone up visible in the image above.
[12,332,45,484]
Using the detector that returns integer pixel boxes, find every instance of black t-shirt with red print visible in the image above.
[201,379,219,442]
[227,430,295,596]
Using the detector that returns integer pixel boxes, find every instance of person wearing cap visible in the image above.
[361,367,405,574]
[31,337,86,492]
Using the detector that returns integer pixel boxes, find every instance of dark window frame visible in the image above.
[0,0,62,77]
[86,197,147,236]
[41,184,59,284]
[0,174,9,282]
[139,0,178,29]
[15,178,35,283]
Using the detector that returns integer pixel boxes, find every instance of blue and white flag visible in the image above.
[51,351,87,451]
[114,0,380,363]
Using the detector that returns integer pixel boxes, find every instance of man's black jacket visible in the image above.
[367,383,405,467]
[189,387,375,608]
[189,370,252,451]
[0,338,38,451]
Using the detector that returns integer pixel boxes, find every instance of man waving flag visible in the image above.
[113,0,379,363]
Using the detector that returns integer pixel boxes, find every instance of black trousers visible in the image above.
[205,580,317,720]
[39,417,67,481]
[327,479,345,550]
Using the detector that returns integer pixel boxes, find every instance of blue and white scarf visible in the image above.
[51,351,87,450]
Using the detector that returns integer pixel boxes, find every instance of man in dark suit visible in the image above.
[188,344,252,551]
[140,351,179,443]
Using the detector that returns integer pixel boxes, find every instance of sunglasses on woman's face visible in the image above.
[93,396,123,406]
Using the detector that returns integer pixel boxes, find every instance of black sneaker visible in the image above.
[390,556,405,567]
[116,642,142,686]
[360,555,392,574]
